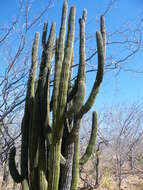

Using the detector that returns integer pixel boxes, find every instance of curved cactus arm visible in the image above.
[69,32,104,141]
[52,1,68,125]
[9,147,23,183]
[75,31,105,120]
[79,111,98,165]
[66,15,86,119]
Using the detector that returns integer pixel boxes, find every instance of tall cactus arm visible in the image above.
[25,32,40,108]
[79,111,98,165]
[100,15,106,58]
[28,32,40,147]
[41,22,56,90]
[67,9,87,103]
[41,22,56,126]
[30,23,55,167]
[23,31,39,169]
[56,6,76,127]
[21,33,40,186]
[36,22,55,94]
[49,7,75,189]
[29,33,50,185]
[9,147,23,183]
[75,31,105,120]
[59,54,74,190]
[66,15,86,118]
[37,23,56,190]
[68,32,104,140]
[77,18,86,83]
[29,32,40,100]
[42,22,48,49]
[52,1,68,124]
[28,32,40,119]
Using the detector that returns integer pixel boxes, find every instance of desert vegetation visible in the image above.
[0,0,143,190]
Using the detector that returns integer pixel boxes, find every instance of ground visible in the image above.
[0,173,143,189]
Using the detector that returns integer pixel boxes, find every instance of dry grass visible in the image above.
[0,173,143,190]
[95,175,143,190]
[0,175,20,190]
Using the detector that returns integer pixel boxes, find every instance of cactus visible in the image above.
[9,1,106,190]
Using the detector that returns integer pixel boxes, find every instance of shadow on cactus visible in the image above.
[9,1,106,190]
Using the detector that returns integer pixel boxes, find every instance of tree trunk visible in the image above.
[1,160,9,189]
[59,142,74,190]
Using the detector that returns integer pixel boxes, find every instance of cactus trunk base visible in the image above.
[49,140,61,190]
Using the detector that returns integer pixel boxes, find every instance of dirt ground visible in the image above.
[0,174,143,190]
[95,175,143,190]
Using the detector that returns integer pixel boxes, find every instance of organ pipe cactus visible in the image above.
[9,1,106,190]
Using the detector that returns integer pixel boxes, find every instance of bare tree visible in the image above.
[0,1,143,189]
[0,0,55,188]
[99,103,143,190]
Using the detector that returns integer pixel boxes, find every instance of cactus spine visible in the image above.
[9,1,106,190]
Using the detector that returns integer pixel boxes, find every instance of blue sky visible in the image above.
[0,0,143,111]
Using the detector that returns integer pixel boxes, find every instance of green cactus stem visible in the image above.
[52,0,68,125]
[9,147,22,183]
[66,16,86,119]
[71,129,80,190]
[21,32,39,190]
[9,2,106,190]
[100,15,106,58]
[79,111,98,165]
